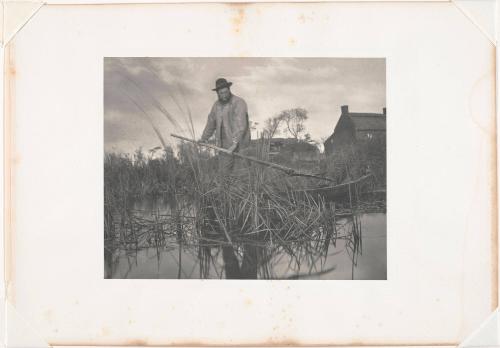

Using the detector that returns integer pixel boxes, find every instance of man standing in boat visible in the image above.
[199,78,256,278]
[199,78,251,173]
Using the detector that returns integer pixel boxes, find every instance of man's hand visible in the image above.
[228,142,238,154]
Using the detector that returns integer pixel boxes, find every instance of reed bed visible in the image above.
[105,138,367,279]
[104,60,373,279]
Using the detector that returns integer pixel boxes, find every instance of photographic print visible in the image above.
[104,57,386,279]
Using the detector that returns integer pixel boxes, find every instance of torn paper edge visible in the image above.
[1,1,496,48]
[33,0,452,4]
[2,40,51,348]
[0,1,498,347]
[1,42,5,348]
[439,2,500,348]
[3,40,11,348]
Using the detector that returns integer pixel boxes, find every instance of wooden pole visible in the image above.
[170,133,336,182]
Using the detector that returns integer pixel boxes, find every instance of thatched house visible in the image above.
[324,105,386,156]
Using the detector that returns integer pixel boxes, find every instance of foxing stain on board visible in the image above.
[103,57,387,280]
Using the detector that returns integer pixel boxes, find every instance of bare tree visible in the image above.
[262,115,283,139]
[279,108,308,140]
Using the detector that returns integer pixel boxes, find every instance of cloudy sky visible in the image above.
[104,57,386,154]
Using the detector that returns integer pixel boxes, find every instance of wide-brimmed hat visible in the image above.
[212,78,233,91]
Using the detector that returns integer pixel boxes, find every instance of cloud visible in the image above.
[104,57,385,153]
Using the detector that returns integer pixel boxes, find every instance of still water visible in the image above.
[106,197,387,280]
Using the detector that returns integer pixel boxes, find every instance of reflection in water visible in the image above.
[105,195,386,280]
[274,213,386,279]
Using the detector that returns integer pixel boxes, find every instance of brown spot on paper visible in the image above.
[231,7,246,34]
[298,12,316,24]
[101,326,111,336]
[8,64,16,76]
[125,339,148,346]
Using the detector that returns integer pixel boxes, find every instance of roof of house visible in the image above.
[349,113,386,131]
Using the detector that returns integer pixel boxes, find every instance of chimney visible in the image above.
[341,105,349,115]
[383,107,386,116]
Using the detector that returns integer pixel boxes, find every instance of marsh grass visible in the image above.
[104,62,370,278]
[322,138,386,188]
[105,137,367,279]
